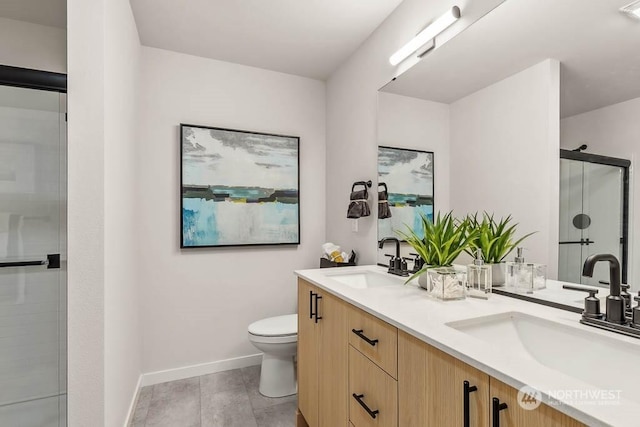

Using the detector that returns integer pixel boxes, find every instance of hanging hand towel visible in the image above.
[347,183,371,218]
[378,183,392,219]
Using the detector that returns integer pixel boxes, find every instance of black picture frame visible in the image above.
[179,123,301,249]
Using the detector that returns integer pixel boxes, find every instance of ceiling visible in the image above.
[130,0,404,80]
[383,0,640,118]
[0,0,66,28]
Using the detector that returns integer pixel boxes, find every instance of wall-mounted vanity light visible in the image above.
[620,0,640,19]
[389,6,461,66]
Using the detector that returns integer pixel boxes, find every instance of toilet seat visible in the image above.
[248,314,297,337]
[248,314,297,344]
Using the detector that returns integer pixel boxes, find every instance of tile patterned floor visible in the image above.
[130,366,297,427]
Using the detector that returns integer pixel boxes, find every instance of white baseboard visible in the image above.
[140,353,263,387]
[124,375,143,427]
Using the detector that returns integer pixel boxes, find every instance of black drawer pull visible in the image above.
[309,291,315,319]
[492,397,508,427]
[351,329,379,346]
[463,380,478,427]
[352,393,379,419]
[314,295,322,323]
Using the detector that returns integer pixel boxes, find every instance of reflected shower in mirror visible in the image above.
[558,151,630,286]
[377,146,434,241]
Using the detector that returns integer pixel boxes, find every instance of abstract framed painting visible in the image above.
[180,124,300,248]
[377,146,434,241]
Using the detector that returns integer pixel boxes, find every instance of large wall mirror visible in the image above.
[376,0,640,306]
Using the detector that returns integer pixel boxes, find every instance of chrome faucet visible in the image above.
[582,253,625,324]
[378,237,408,276]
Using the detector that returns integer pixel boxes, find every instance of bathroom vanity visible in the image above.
[295,265,640,427]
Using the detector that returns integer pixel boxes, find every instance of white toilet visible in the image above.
[248,314,298,398]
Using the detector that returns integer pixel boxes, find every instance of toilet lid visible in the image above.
[248,314,297,337]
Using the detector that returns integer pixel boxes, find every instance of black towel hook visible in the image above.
[378,182,388,193]
[352,180,372,192]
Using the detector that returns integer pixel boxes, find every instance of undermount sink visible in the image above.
[447,312,640,404]
[326,270,403,289]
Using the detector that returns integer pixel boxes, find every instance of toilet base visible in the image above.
[259,353,297,398]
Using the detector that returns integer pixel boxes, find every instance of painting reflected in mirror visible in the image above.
[377,146,434,241]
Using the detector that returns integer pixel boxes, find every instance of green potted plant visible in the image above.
[465,213,535,286]
[397,211,478,300]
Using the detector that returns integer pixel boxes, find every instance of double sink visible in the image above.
[322,267,640,407]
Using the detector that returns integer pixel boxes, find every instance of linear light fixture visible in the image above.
[620,0,640,19]
[389,6,461,66]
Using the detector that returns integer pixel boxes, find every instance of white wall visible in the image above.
[326,0,505,265]
[69,0,143,425]
[137,47,326,374]
[104,0,142,425]
[67,0,105,424]
[561,97,640,289]
[376,92,450,264]
[0,17,66,73]
[449,59,560,275]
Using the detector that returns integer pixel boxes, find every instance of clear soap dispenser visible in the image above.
[467,249,492,299]
[506,247,531,294]
[505,247,547,293]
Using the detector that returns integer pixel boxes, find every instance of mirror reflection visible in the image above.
[377,146,434,241]
[376,0,640,309]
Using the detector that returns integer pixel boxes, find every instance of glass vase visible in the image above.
[424,266,466,301]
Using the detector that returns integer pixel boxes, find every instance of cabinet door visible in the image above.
[398,331,428,426]
[426,344,490,427]
[489,379,585,427]
[298,279,319,427]
[318,290,349,427]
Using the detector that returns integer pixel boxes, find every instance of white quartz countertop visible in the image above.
[295,265,640,427]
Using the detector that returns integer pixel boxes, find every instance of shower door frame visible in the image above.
[559,149,630,284]
[0,63,67,424]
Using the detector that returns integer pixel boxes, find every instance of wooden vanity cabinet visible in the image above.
[297,279,349,427]
[398,330,490,427]
[297,279,585,427]
[397,330,585,427]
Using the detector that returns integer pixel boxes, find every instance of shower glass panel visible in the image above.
[0,85,66,426]
[559,157,625,286]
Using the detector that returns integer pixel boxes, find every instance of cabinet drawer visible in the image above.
[349,306,398,378]
[349,346,397,427]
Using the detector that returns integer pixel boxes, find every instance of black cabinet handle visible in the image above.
[309,291,315,319]
[352,393,379,419]
[463,381,478,427]
[492,397,508,427]
[351,329,379,346]
[314,295,322,323]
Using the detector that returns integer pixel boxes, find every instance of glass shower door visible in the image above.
[559,157,625,286]
[0,85,66,426]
